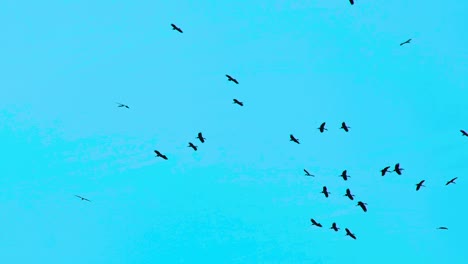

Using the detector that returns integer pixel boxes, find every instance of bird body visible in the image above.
[310,218,323,227]
[446,177,458,185]
[400,39,412,46]
[75,195,91,202]
[116,102,129,108]
[197,132,206,143]
[345,228,356,239]
[340,122,350,132]
[381,166,392,176]
[345,188,355,200]
[188,142,198,151]
[349,0,354,5]
[331,222,340,232]
[233,99,243,106]
[304,169,314,177]
[290,134,300,144]
[226,74,239,84]
[321,186,330,198]
[461,130,468,136]
[357,201,367,212]
[318,122,328,133]
[437,227,448,230]
[394,163,404,175]
[340,170,350,181]
[154,150,168,160]
[171,23,183,33]
[416,180,426,191]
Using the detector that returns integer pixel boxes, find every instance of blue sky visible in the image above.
[0,0,467,263]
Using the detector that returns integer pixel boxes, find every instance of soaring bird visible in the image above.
[340,122,350,132]
[154,150,168,160]
[340,170,351,181]
[171,23,183,33]
[321,186,330,198]
[188,142,198,151]
[233,99,243,106]
[400,39,411,46]
[116,102,129,108]
[318,122,328,133]
[304,169,315,177]
[349,0,354,6]
[290,134,300,144]
[75,195,91,202]
[330,222,340,232]
[394,163,404,175]
[197,132,206,143]
[381,166,392,176]
[446,177,458,185]
[416,180,426,191]
[437,227,448,230]
[226,74,239,84]
[461,130,468,136]
[357,201,367,212]
[345,228,356,239]
[310,219,323,227]
[344,188,355,200]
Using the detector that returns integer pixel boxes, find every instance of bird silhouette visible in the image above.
[75,195,91,202]
[381,166,392,176]
[446,177,458,186]
[116,102,129,108]
[233,99,243,106]
[437,227,448,230]
[171,23,183,33]
[290,134,300,144]
[310,219,323,227]
[318,122,328,133]
[188,142,198,151]
[357,201,367,212]
[394,163,404,175]
[154,150,168,160]
[345,228,357,239]
[321,186,330,198]
[197,132,206,143]
[226,74,239,84]
[340,122,350,132]
[461,130,468,136]
[344,188,355,200]
[304,169,315,177]
[340,170,351,181]
[400,39,411,46]
[416,180,426,191]
[330,222,340,232]
[349,0,354,6]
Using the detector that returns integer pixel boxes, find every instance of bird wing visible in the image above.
[75,195,83,199]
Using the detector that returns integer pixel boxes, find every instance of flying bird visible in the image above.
[381,166,392,176]
[357,201,367,212]
[345,228,356,239]
[400,39,411,46]
[318,122,328,133]
[304,169,315,177]
[188,142,198,151]
[394,163,404,175]
[349,0,354,5]
[75,195,91,202]
[330,222,340,232]
[416,180,426,191]
[437,227,448,230]
[321,186,330,198]
[446,177,458,186]
[310,219,323,227]
[171,23,183,33]
[344,188,355,200]
[340,170,351,181]
[197,132,206,143]
[290,134,300,144]
[233,99,243,106]
[226,74,239,84]
[116,102,129,108]
[461,130,468,136]
[154,150,168,160]
[340,122,350,132]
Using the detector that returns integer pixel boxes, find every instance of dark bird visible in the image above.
[349,0,354,5]
[340,170,351,181]
[330,222,340,232]
[321,186,330,198]
[437,227,448,230]
[340,122,350,132]
[357,201,367,212]
[116,102,129,108]
[290,134,300,144]
[446,177,458,186]
[75,195,91,202]
[154,150,168,160]
[400,39,412,46]
[318,122,328,133]
[416,180,426,191]
[188,142,198,151]
[381,166,392,176]
[171,23,183,33]
[226,74,239,84]
[394,163,404,175]
[461,130,468,136]
[304,169,315,177]
[233,99,243,106]
[345,228,357,239]
[344,188,355,200]
[310,219,323,227]
[197,132,206,143]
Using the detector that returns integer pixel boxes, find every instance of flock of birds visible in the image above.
[72,1,468,242]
